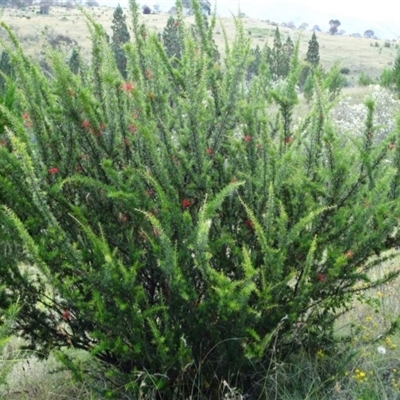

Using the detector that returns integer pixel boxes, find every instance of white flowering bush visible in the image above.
[331,86,400,144]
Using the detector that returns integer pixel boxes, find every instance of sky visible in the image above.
[100,0,400,39]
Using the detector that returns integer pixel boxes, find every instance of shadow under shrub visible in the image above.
[1,1,400,398]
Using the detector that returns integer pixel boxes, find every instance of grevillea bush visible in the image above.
[1,1,400,398]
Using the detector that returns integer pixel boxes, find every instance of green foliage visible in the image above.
[358,71,376,86]
[299,32,320,89]
[68,47,82,75]
[1,1,400,398]
[111,4,130,78]
[303,73,314,102]
[246,44,262,81]
[162,16,182,60]
[306,32,320,67]
[267,27,293,80]
[380,67,394,88]
[394,50,400,97]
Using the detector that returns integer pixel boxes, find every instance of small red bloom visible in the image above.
[389,143,396,150]
[317,273,326,282]
[120,81,135,92]
[244,219,254,230]
[118,212,129,223]
[244,135,252,142]
[181,198,191,208]
[129,124,137,134]
[206,148,213,155]
[345,250,354,259]
[22,112,32,127]
[48,167,59,174]
[284,136,294,144]
[81,120,91,129]
[62,309,71,321]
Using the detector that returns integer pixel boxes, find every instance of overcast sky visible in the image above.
[100,0,400,39]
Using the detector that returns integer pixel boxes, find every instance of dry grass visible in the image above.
[0,5,397,81]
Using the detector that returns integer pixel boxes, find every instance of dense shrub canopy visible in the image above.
[1,1,400,397]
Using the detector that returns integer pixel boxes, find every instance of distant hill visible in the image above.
[99,0,400,40]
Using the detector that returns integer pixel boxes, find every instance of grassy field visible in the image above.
[0,5,397,83]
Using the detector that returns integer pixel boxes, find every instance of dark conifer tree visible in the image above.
[299,32,320,89]
[306,32,320,67]
[162,16,182,60]
[282,36,294,78]
[111,4,130,78]
[68,47,81,75]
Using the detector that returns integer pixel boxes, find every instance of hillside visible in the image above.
[0,5,397,84]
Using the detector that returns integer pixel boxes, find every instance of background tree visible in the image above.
[246,44,262,82]
[162,15,182,60]
[111,4,130,78]
[393,50,400,97]
[182,0,211,16]
[364,29,374,38]
[299,31,320,89]
[282,35,294,77]
[267,27,284,79]
[329,19,341,35]
[142,4,151,14]
[68,47,81,75]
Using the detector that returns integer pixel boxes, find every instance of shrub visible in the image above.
[380,67,394,88]
[358,71,375,86]
[1,1,400,398]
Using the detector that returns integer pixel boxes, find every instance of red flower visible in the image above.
[317,273,326,282]
[118,212,129,223]
[244,219,254,230]
[81,120,91,129]
[284,136,294,144]
[120,81,135,92]
[181,198,191,208]
[62,309,71,321]
[345,250,354,259]
[206,148,213,155]
[129,124,137,134]
[389,143,396,150]
[22,112,32,127]
[48,167,59,174]
[244,135,252,142]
